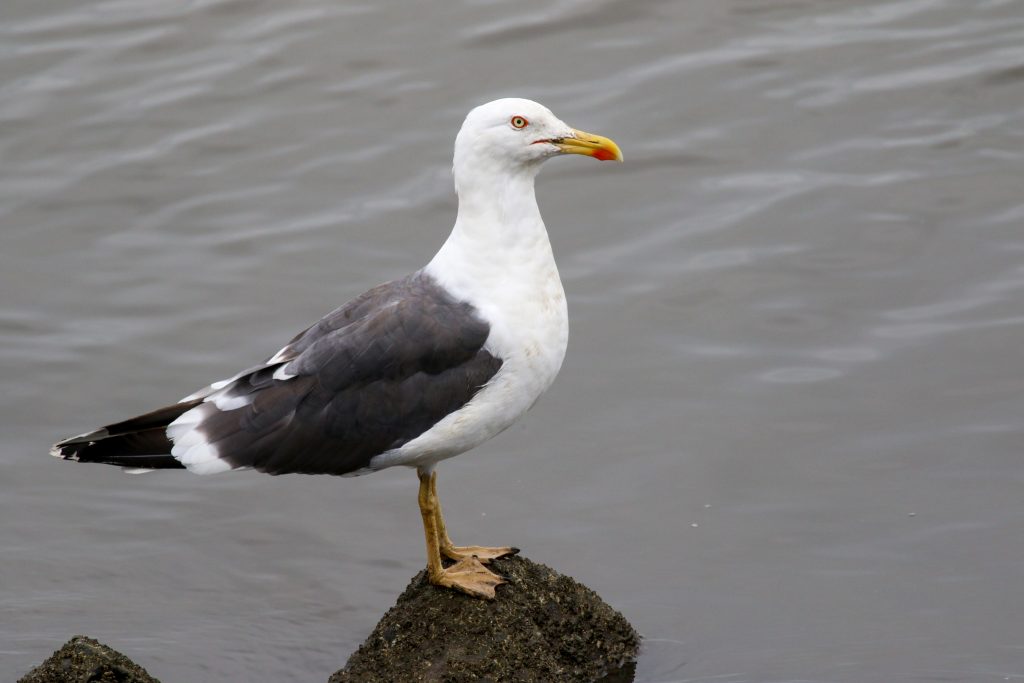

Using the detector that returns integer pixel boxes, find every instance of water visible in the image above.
[3,0,1024,681]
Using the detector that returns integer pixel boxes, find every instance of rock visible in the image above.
[331,555,640,683]
[17,635,160,683]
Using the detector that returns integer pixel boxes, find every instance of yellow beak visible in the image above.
[554,128,623,162]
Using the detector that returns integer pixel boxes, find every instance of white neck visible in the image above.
[426,154,556,293]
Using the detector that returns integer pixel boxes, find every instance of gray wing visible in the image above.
[178,272,502,476]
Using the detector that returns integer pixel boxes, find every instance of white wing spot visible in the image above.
[211,393,251,411]
[176,441,232,474]
[167,404,232,475]
[273,365,296,381]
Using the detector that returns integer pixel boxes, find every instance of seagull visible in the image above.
[51,98,622,599]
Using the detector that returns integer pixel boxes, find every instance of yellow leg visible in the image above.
[431,471,519,563]
[418,469,506,600]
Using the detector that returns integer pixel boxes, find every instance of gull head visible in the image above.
[454,98,622,175]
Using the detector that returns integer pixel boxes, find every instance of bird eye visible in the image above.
[510,116,529,129]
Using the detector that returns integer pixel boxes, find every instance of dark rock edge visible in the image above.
[18,635,160,683]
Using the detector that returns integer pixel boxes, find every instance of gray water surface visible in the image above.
[3,1,1024,681]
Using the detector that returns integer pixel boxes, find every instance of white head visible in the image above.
[453,98,621,188]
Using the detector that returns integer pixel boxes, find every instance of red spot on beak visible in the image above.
[592,148,617,162]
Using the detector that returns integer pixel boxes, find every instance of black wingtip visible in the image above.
[50,443,76,461]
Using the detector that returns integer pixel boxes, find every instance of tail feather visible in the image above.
[51,399,201,469]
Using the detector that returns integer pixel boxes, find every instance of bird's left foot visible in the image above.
[441,543,519,564]
[430,556,507,599]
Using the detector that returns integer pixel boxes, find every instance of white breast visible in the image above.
[368,223,568,472]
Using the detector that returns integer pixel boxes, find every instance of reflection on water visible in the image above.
[3,0,1024,681]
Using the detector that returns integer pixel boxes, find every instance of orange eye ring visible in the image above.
[510,115,529,129]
